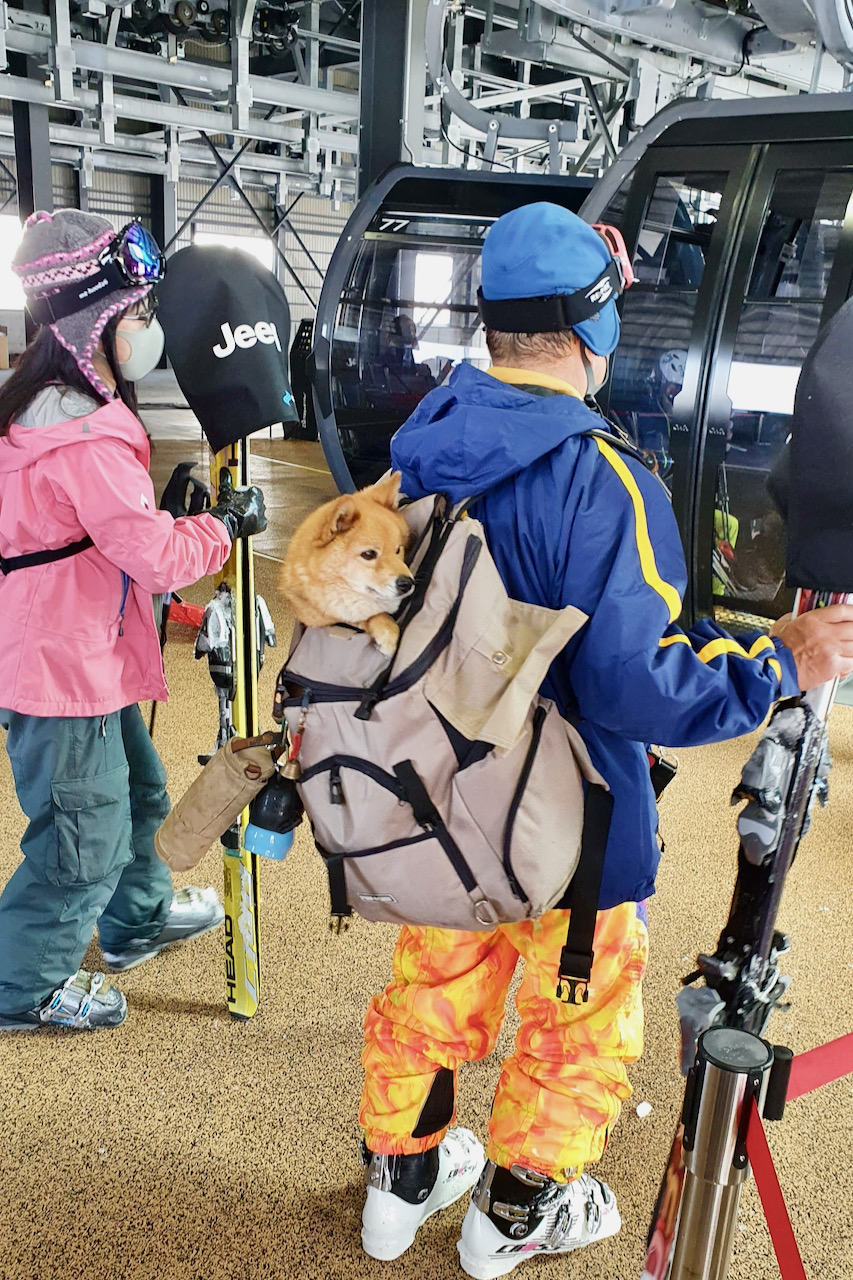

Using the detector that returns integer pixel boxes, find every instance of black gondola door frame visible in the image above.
[693,142,853,626]
[600,143,759,628]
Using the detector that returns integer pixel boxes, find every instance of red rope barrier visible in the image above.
[743,1031,853,1280]
[787,1031,853,1101]
[745,1107,808,1280]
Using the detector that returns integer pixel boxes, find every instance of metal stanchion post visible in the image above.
[670,1028,774,1280]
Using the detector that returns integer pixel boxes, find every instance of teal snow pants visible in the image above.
[0,704,173,1015]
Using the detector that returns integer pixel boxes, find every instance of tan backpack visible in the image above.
[273,493,614,1002]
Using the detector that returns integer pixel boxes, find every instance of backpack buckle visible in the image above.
[557,946,592,1005]
[556,975,589,1005]
[473,898,500,927]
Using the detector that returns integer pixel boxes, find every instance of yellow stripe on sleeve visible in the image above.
[750,636,783,684]
[748,636,775,659]
[695,633,783,685]
[594,437,682,624]
[695,637,751,664]
[658,619,784,684]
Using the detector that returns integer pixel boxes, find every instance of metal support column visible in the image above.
[10,44,51,342]
[150,175,178,259]
[9,51,52,219]
[150,170,177,369]
[151,138,179,368]
[49,0,75,103]
[272,175,291,298]
[150,136,180,257]
[403,0,429,166]
[75,151,94,212]
[358,0,409,196]
[232,1,258,134]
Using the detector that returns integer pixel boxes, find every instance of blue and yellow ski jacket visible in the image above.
[390,362,801,910]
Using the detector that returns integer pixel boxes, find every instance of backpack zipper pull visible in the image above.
[329,763,344,805]
[282,689,311,781]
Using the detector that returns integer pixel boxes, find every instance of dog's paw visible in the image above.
[364,614,399,656]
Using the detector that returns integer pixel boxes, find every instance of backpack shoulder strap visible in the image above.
[449,494,482,520]
[0,534,94,575]
[354,493,482,720]
[586,425,673,501]
[557,783,614,1005]
[587,425,655,469]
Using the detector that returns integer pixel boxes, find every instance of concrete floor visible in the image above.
[0,374,851,1280]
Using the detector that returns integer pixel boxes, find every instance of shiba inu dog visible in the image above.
[281,472,414,655]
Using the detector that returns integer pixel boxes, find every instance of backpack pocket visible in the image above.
[299,703,588,932]
[299,755,413,849]
[300,755,500,930]
[322,832,494,930]
[447,702,586,918]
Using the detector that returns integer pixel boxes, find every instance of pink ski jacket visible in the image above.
[0,395,231,717]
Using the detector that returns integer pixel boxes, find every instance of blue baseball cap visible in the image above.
[480,202,621,357]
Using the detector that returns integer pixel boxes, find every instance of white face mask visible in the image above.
[116,315,165,383]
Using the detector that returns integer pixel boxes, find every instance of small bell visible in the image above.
[280,758,302,781]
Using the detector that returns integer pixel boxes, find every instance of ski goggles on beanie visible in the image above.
[24,219,165,326]
[477,202,634,356]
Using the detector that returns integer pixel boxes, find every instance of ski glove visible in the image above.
[160,461,211,519]
[208,470,267,540]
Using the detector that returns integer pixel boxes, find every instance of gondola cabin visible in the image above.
[311,94,853,628]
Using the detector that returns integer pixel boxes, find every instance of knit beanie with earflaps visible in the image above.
[12,209,151,399]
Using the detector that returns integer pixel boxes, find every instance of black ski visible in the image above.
[641,588,849,1279]
[642,292,853,1277]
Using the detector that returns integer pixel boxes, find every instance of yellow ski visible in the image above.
[210,443,262,1020]
[156,239,296,1020]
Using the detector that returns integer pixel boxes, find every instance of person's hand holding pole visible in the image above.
[771,603,853,689]
[207,469,267,541]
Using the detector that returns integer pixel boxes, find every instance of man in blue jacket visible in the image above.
[358,203,853,1278]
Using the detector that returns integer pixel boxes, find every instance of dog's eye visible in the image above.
[361,549,378,561]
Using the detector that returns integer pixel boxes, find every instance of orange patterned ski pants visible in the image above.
[360,902,648,1180]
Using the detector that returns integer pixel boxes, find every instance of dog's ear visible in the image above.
[363,471,402,510]
[320,496,360,543]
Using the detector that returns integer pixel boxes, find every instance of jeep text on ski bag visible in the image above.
[273,492,613,994]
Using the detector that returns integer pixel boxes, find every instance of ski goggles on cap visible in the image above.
[27,219,166,326]
[592,223,635,292]
[477,222,635,334]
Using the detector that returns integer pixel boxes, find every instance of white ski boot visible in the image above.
[458,1160,620,1279]
[101,886,224,971]
[0,969,127,1032]
[361,1127,484,1261]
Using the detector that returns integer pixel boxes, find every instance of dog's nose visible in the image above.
[396,576,415,596]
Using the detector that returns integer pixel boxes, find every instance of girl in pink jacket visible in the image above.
[0,209,266,1032]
